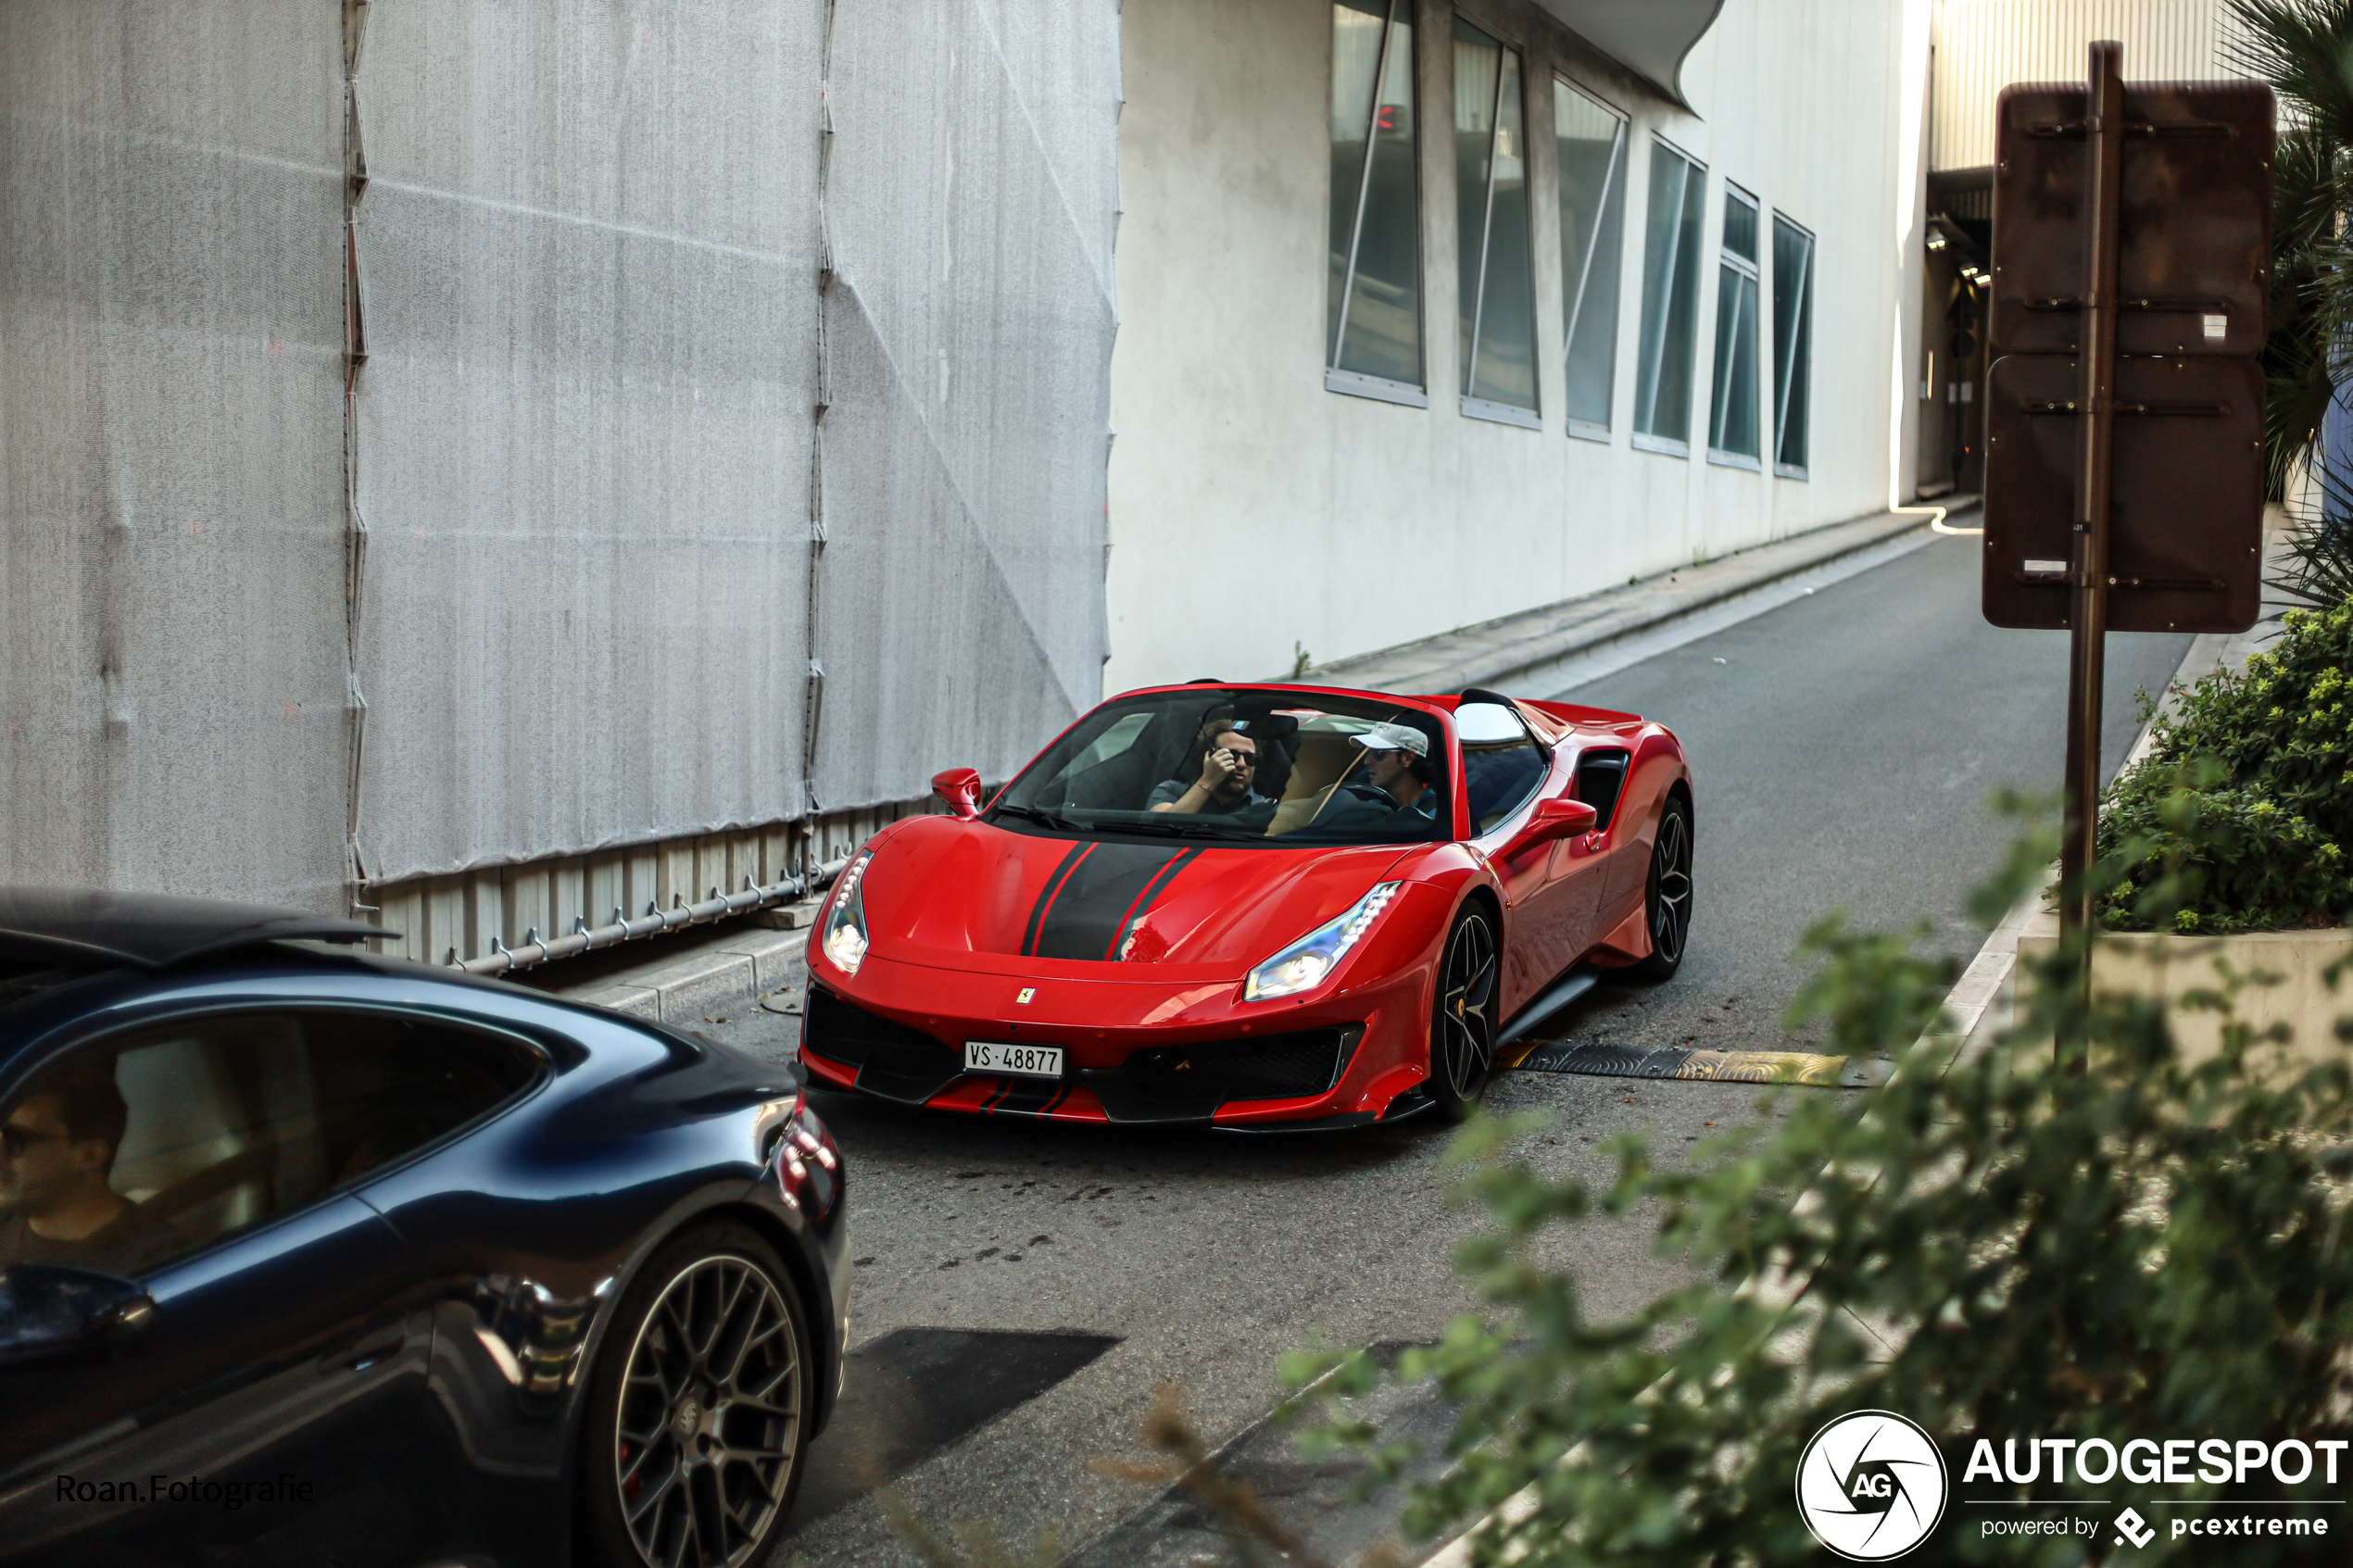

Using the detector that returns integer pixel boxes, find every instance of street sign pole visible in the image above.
[2058,42,2124,1035]
[1983,45,2271,1058]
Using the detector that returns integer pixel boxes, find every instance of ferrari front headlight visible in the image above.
[819,852,874,976]
[1243,882,1403,1002]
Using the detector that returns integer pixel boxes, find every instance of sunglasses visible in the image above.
[1,1123,69,1158]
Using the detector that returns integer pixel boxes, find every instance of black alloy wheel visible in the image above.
[1629,797,1693,982]
[579,1222,813,1568]
[1428,908,1500,1117]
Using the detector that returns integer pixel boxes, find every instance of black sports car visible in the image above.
[0,887,847,1568]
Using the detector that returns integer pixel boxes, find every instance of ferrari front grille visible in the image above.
[804,988,962,1105]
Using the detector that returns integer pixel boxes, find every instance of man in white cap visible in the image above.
[1349,721,1437,816]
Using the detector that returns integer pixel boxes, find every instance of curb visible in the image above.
[1309,505,1962,697]
[1416,520,2229,1568]
[542,903,821,1023]
[1920,526,2294,1073]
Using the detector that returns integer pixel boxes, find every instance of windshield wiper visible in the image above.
[990,803,1086,832]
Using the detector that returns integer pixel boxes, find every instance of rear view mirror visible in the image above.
[0,1262,156,1368]
[931,768,984,820]
[1527,796,1599,842]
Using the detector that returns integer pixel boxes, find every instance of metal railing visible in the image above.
[451,857,850,976]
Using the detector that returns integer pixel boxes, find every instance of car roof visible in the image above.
[0,885,391,972]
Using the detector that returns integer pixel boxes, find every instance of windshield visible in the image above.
[993,688,1451,847]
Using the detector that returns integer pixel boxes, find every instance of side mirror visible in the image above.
[1527,796,1599,843]
[0,1263,156,1369]
[931,768,985,820]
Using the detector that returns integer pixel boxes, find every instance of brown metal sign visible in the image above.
[1980,46,2272,1014]
[1990,81,2272,359]
[1982,353,2264,633]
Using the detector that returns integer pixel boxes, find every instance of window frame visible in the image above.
[1453,14,1540,431]
[1770,210,1817,481]
[0,1001,553,1280]
[1631,135,1707,458]
[1706,181,1765,472]
[1553,76,1629,444]
[1327,0,1428,408]
[1454,698,1553,839]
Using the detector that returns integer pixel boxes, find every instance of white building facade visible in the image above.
[1105,0,1931,691]
[5,0,1936,967]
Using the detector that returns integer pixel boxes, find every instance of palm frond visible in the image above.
[2226,3,2353,489]
[2271,127,2344,256]
[2225,0,2353,146]
[2270,456,2353,606]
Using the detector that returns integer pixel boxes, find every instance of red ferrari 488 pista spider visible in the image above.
[799,684,1692,1129]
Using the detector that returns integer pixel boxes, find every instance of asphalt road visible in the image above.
[693,528,2192,1566]
[1552,528,2191,1062]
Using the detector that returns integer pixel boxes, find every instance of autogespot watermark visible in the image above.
[1798,1414,2345,1559]
[1797,1411,1951,1561]
[53,1474,316,1511]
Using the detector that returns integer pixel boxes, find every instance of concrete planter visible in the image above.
[2017,916,2353,1066]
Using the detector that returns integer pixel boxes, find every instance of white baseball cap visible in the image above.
[1355,721,1429,758]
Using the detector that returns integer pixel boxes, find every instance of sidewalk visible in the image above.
[1309,504,1960,697]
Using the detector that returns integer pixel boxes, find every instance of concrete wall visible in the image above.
[1,0,1122,955]
[1931,0,2258,173]
[1105,0,1929,693]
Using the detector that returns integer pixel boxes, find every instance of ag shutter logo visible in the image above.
[1796,1411,1950,1561]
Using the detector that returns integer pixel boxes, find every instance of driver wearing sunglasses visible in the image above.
[1,1062,184,1278]
[1148,721,1270,815]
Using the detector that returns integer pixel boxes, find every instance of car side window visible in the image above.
[1457,702,1550,834]
[0,1011,540,1282]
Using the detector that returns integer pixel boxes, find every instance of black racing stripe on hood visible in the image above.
[1021,842,1096,958]
[1107,847,1202,960]
[1030,843,1191,962]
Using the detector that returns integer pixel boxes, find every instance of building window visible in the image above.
[1633,139,1705,454]
[1452,18,1537,428]
[1707,184,1763,469]
[1328,0,1425,407]
[1772,212,1816,478]
[1554,80,1627,440]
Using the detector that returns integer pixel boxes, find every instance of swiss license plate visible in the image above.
[963,1040,1064,1080]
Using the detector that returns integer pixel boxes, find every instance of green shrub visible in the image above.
[1291,834,2353,1565]
[2096,603,2353,932]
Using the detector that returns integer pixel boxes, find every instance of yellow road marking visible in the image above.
[1673,1049,1847,1085]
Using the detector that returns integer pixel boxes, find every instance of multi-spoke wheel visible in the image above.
[1630,797,1693,982]
[579,1223,812,1568]
[1428,908,1500,1118]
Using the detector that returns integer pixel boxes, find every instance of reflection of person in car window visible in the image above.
[1148,722,1271,815]
[0,1064,185,1278]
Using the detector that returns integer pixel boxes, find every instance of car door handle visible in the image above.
[320,1324,407,1375]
